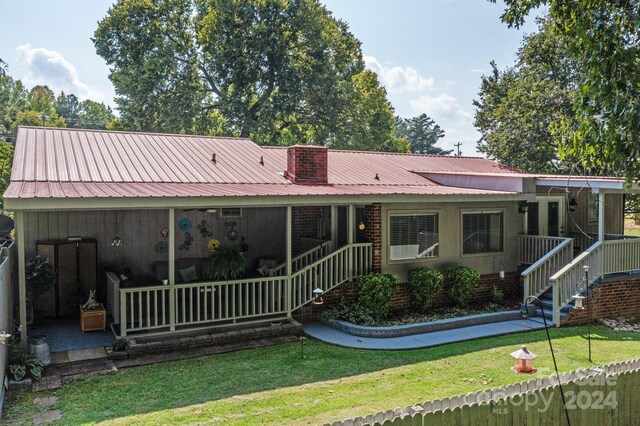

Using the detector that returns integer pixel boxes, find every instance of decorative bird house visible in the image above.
[312,288,324,305]
[511,345,538,373]
[572,293,585,310]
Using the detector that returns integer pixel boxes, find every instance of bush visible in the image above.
[407,267,444,311]
[111,338,127,352]
[491,285,504,304]
[356,273,399,320]
[323,298,376,326]
[444,266,480,308]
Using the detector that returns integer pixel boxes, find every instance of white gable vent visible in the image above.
[220,208,242,218]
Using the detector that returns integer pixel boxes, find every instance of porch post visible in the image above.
[598,191,606,242]
[330,205,338,251]
[286,205,292,318]
[168,208,176,331]
[16,211,27,343]
[347,205,355,278]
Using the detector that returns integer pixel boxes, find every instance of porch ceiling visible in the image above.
[535,177,640,193]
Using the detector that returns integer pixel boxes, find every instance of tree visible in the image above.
[55,92,81,124]
[474,19,581,173]
[93,0,402,150]
[493,0,640,180]
[395,113,451,155]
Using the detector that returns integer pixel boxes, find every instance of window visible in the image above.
[588,193,599,222]
[462,212,503,254]
[389,213,439,260]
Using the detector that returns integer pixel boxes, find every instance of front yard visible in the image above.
[4,326,640,425]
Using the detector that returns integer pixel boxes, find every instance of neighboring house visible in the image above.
[5,126,640,341]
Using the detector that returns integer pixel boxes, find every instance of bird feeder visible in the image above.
[312,288,324,305]
[572,293,585,310]
[511,345,538,373]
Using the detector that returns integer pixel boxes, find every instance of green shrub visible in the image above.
[323,298,376,326]
[444,266,480,308]
[111,338,128,352]
[356,273,399,320]
[407,267,444,311]
[491,285,504,304]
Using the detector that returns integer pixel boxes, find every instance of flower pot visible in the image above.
[29,335,51,366]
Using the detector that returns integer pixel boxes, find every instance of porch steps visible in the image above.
[534,289,572,323]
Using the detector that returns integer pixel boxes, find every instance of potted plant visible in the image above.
[107,337,128,360]
[204,241,245,281]
[7,339,43,382]
[25,255,54,323]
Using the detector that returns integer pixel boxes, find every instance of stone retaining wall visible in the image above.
[118,320,302,359]
[320,310,522,338]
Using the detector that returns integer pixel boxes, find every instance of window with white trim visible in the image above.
[389,213,439,260]
[462,211,503,254]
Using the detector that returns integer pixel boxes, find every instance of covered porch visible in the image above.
[518,178,640,326]
[14,203,373,342]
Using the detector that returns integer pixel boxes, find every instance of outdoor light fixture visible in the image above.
[518,202,529,214]
[511,344,538,373]
[568,197,578,212]
[312,288,324,305]
[112,212,122,247]
[358,221,366,231]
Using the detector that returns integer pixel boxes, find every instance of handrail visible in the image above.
[518,234,570,265]
[521,237,574,300]
[119,242,373,336]
[268,240,332,276]
[549,241,603,326]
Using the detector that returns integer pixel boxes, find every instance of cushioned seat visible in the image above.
[152,258,209,283]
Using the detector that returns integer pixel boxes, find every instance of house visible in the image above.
[5,126,640,343]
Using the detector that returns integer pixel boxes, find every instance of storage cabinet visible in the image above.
[36,240,98,317]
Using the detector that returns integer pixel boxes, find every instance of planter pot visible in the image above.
[520,303,537,318]
[29,335,51,366]
[106,347,128,360]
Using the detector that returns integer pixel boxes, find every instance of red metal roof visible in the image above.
[6,127,524,200]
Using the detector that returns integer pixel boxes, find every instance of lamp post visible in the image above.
[520,295,571,426]
[572,265,592,362]
[300,286,324,360]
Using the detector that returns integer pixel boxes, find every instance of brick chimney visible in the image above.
[286,145,328,185]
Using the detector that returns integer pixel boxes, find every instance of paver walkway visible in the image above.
[303,318,549,350]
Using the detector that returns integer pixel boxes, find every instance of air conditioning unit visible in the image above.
[220,208,242,218]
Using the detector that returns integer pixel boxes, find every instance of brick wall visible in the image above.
[292,206,325,255]
[298,272,521,320]
[363,203,382,272]
[561,276,640,325]
[286,145,328,185]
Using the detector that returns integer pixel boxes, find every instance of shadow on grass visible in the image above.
[6,325,640,424]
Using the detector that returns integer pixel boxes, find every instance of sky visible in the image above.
[0,0,540,156]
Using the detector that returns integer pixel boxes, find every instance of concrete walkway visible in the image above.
[303,318,549,350]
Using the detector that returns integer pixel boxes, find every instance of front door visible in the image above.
[526,196,565,236]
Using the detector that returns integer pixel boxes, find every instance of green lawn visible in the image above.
[4,326,640,425]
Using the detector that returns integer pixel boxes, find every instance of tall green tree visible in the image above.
[474,20,578,173]
[93,0,401,150]
[395,113,451,155]
[494,0,640,180]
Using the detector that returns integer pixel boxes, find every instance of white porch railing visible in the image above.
[521,236,574,300]
[549,237,640,326]
[119,242,372,336]
[518,235,571,265]
[290,243,372,310]
[268,240,332,276]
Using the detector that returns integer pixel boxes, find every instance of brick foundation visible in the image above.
[297,272,521,320]
[561,276,640,326]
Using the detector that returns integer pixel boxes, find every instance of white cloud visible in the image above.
[410,93,472,121]
[15,44,105,102]
[364,55,434,94]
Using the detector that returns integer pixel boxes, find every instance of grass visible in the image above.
[4,326,640,425]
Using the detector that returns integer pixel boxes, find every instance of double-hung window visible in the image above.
[389,213,439,260]
[462,211,503,255]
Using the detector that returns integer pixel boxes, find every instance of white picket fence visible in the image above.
[0,242,14,415]
[327,358,640,426]
[119,242,372,336]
